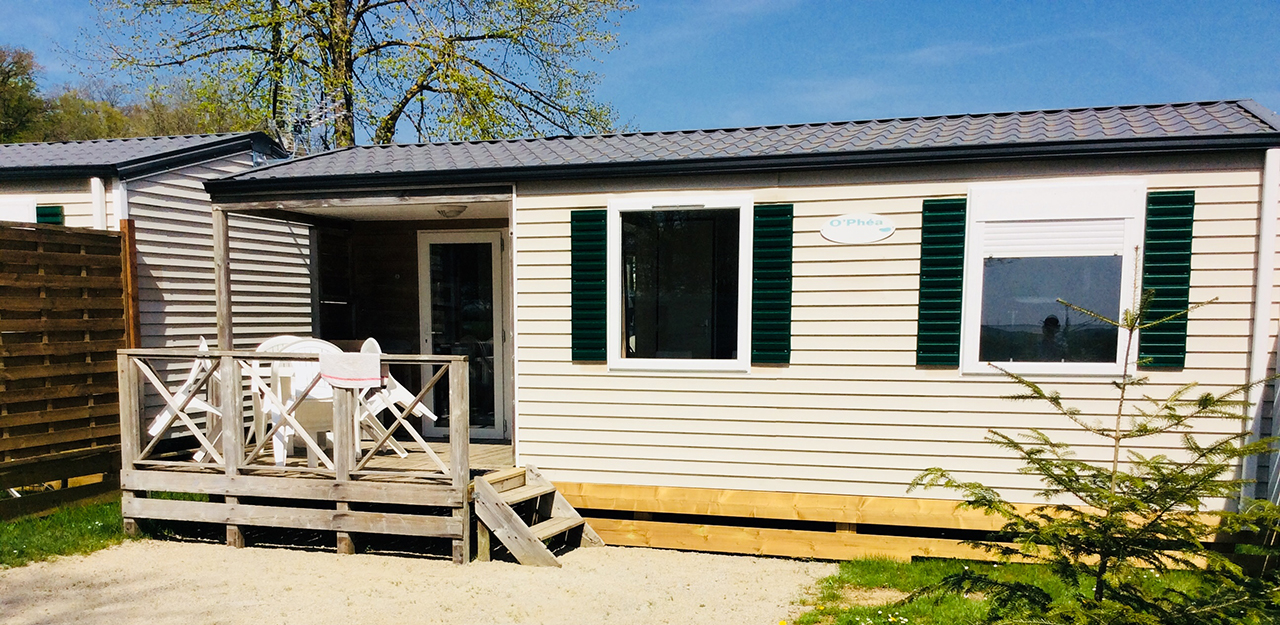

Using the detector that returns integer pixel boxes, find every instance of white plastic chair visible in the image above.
[143,336,224,464]
[357,338,448,473]
[249,335,306,465]
[358,338,437,422]
[146,336,221,437]
[273,337,342,467]
[245,336,341,467]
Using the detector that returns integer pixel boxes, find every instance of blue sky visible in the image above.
[4,0,1280,134]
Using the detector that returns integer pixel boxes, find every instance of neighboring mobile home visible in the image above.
[202,101,1280,559]
[0,133,313,351]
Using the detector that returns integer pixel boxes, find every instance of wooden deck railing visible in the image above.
[117,348,472,562]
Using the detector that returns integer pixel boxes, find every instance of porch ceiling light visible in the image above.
[437,204,467,218]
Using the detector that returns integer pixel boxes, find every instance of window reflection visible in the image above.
[979,255,1122,363]
[430,242,495,428]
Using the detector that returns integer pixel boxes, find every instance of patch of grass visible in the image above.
[795,558,1213,625]
[0,498,134,569]
[797,558,1063,625]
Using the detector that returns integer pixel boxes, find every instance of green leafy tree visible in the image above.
[38,82,132,141]
[94,0,632,148]
[33,78,265,141]
[123,78,269,136]
[0,47,47,142]
[909,280,1280,623]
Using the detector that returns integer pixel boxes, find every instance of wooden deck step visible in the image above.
[481,466,527,492]
[470,463,601,566]
[532,515,586,541]
[503,482,556,506]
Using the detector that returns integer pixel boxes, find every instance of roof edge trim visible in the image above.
[1238,100,1280,132]
[205,133,1280,201]
[0,165,119,182]
[118,132,286,179]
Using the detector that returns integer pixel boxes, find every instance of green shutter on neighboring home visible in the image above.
[916,198,967,367]
[35,205,63,225]
[752,204,793,364]
[570,209,608,361]
[1139,190,1195,369]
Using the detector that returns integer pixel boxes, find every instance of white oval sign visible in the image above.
[821,213,896,244]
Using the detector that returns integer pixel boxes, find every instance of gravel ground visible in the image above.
[0,541,834,625]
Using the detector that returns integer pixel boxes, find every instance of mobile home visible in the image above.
[200,100,1280,559]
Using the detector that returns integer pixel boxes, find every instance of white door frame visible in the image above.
[417,229,509,440]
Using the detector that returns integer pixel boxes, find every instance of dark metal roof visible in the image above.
[0,132,285,181]
[209,100,1280,197]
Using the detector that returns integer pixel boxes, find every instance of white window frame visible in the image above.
[960,178,1147,376]
[606,193,754,372]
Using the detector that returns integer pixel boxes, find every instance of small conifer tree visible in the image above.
[909,264,1280,624]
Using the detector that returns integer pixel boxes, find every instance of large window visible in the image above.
[607,194,753,371]
[622,209,739,359]
[961,179,1146,375]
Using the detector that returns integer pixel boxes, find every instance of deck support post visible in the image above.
[117,352,141,534]
[210,207,234,447]
[211,206,234,353]
[333,387,356,554]
[449,359,471,564]
[475,522,491,561]
[221,355,244,548]
[212,206,243,547]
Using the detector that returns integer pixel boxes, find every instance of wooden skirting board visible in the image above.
[555,482,1017,531]
[588,517,1006,562]
[556,482,1223,562]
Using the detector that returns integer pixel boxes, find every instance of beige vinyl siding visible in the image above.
[127,152,312,351]
[511,164,1272,505]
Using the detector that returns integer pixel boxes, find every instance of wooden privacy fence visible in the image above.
[0,220,134,519]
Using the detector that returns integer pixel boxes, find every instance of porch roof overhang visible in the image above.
[209,184,514,225]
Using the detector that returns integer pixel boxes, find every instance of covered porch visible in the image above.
[117,185,525,563]
[260,186,517,443]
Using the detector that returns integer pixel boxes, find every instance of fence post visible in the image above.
[449,358,471,564]
[117,352,140,536]
[333,386,356,554]
[119,218,141,349]
[220,355,244,548]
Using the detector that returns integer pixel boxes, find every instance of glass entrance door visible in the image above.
[418,230,507,440]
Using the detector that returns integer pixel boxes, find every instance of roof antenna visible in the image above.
[277,93,349,156]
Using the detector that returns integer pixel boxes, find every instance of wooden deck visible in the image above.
[119,349,484,562]
[436,441,513,471]
[362,441,513,472]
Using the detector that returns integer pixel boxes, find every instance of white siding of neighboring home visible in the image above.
[510,154,1278,505]
[127,151,313,351]
[0,177,124,228]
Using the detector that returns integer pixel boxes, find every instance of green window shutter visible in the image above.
[752,204,793,364]
[917,198,967,367]
[570,209,607,361]
[35,205,63,225]
[1139,190,1195,369]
